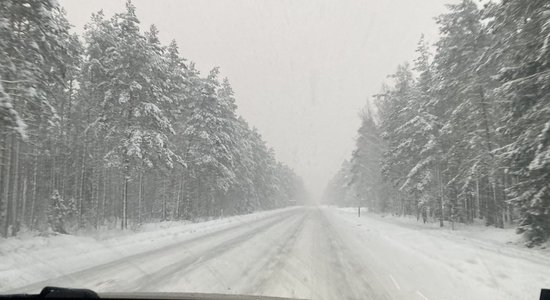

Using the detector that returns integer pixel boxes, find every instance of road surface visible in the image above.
[5,207,549,300]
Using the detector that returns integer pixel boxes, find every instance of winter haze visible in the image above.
[59,0,451,200]
[2,0,550,299]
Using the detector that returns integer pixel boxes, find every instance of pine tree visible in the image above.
[0,0,304,234]
[47,190,76,234]
[323,160,355,207]
[0,0,77,236]
[378,63,421,215]
[81,1,178,228]
[486,0,550,245]
[401,35,443,223]
[349,108,386,212]
[183,69,237,216]
[432,0,505,227]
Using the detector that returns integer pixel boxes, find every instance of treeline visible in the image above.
[0,0,306,236]
[324,0,549,246]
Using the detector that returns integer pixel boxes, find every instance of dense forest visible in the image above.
[324,0,550,246]
[0,0,306,236]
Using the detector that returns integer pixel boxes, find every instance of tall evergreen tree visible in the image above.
[0,0,304,235]
[486,0,550,245]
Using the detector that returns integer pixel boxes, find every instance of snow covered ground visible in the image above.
[1,206,549,300]
[0,207,299,293]
[332,207,550,300]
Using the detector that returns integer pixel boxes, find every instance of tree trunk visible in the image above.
[475,177,480,220]
[162,178,167,221]
[30,150,38,230]
[1,136,11,237]
[21,177,27,227]
[493,179,504,228]
[175,174,183,220]
[11,135,19,235]
[138,171,143,225]
[93,167,99,230]
[503,172,513,224]
[122,167,129,230]
[101,168,107,226]
[60,159,66,206]
[451,205,455,230]
[185,174,191,220]
[436,162,444,227]
[0,134,5,236]
[79,143,87,228]
[50,146,56,193]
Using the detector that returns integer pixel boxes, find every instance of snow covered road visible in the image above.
[3,206,549,300]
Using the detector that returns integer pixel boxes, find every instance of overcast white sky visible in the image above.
[59,0,452,200]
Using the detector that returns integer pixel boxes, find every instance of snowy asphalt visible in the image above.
[6,206,550,300]
[7,208,394,299]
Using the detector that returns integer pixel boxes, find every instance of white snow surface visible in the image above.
[0,207,297,293]
[333,207,550,300]
[1,206,549,300]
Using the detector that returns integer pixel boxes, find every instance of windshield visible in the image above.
[1,0,549,299]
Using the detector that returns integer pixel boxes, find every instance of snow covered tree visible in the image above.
[0,0,78,236]
[485,0,550,245]
[378,63,425,215]
[349,107,387,212]
[0,0,70,138]
[47,190,76,234]
[225,117,259,213]
[323,160,356,207]
[0,0,303,234]
[183,68,238,216]
[432,0,505,227]
[326,0,548,244]
[400,35,444,223]
[81,1,178,228]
